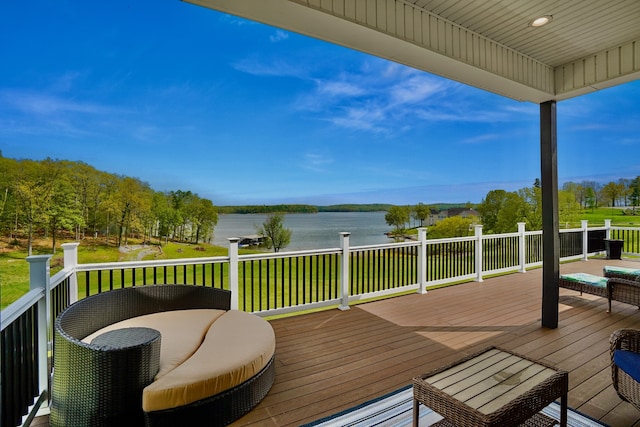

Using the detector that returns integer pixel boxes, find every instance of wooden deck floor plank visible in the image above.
[512,304,627,359]
[547,310,640,367]
[270,331,455,399]
[273,311,376,345]
[567,351,611,390]
[575,383,630,422]
[264,351,437,425]
[534,310,639,366]
[602,399,640,427]
[589,385,636,418]
[273,317,433,381]
[569,365,614,409]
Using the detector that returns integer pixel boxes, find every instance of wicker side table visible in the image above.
[412,347,568,427]
[91,327,161,425]
[51,326,161,427]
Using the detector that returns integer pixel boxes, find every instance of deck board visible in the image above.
[35,258,640,426]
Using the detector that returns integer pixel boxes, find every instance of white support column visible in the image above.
[604,219,612,240]
[26,255,52,406]
[339,232,350,310]
[581,220,589,261]
[517,222,527,273]
[474,225,484,283]
[228,238,240,310]
[417,228,428,294]
[61,242,80,303]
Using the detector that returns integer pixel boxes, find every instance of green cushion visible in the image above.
[560,273,608,288]
[604,266,640,277]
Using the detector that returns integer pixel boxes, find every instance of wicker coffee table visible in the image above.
[413,347,568,427]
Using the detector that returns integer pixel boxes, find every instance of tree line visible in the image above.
[2,152,638,253]
[0,154,218,254]
[383,176,640,240]
[472,176,639,235]
[218,205,318,214]
[562,178,640,210]
[218,204,394,213]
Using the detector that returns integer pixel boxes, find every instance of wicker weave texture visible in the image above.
[431,411,556,427]
[51,285,233,427]
[604,271,640,282]
[559,276,612,312]
[144,355,276,427]
[413,346,568,427]
[608,278,640,308]
[558,277,609,298]
[610,328,640,412]
[559,275,640,313]
[51,327,161,426]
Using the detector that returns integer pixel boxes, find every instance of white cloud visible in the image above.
[0,88,129,138]
[461,133,503,144]
[1,89,112,116]
[218,14,256,27]
[301,152,334,172]
[269,30,289,43]
[389,75,444,105]
[327,104,387,133]
[232,57,306,78]
[233,52,532,136]
[316,80,366,97]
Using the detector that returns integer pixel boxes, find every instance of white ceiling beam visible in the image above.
[554,38,640,100]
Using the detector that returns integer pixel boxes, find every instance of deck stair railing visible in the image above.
[2,220,640,426]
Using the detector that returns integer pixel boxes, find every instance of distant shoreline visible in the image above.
[217,203,469,214]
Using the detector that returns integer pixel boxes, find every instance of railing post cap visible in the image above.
[228,237,241,243]
[26,255,52,263]
[61,242,80,249]
[339,232,351,236]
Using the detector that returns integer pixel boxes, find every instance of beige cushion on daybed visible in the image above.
[142,310,275,412]
[83,309,226,379]
[83,309,276,413]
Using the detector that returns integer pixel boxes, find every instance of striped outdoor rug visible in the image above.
[302,385,608,427]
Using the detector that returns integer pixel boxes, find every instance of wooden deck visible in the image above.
[35,258,640,426]
[235,258,640,427]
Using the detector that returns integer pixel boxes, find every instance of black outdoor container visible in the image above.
[605,239,624,259]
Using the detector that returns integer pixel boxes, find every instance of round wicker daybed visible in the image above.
[50,285,276,427]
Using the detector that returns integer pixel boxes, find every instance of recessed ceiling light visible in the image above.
[529,15,553,27]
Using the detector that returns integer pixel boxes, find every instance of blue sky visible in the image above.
[2,1,639,206]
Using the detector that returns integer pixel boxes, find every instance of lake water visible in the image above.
[212,212,394,250]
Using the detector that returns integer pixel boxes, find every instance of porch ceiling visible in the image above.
[183,0,640,103]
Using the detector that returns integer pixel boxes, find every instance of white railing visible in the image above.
[2,220,639,426]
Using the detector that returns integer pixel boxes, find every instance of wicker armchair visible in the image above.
[610,329,640,411]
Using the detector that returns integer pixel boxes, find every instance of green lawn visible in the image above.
[0,242,67,309]
[580,207,640,227]
[0,239,234,309]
